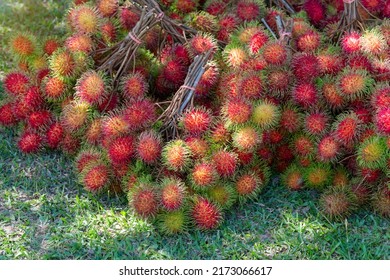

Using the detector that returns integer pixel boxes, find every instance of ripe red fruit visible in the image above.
[136,131,162,164]
[130,185,159,218]
[43,39,60,56]
[160,178,186,211]
[221,98,252,127]
[317,135,340,162]
[292,53,319,82]
[297,31,321,53]
[46,122,64,149]
[123,99,156,131]
[181,107,212,136]
[304,112,329,136]
[333,113,362,145]
[375,108,390,135]
[341,32,361,54]
[24,86,44,109]
[76,71,107,105]
[185,137,208,159]
[280,106,302,133]
[237,71,263,99]
[292,83,318,109]
[121,73,148,101]
[262,42,288,66]
[0,103,17,126]
[249,31,269,54]
[191,162,217,188]
[43,76,67,101]
[303,0,326,26]
[212,150,238,178]
[119,7,139,30]
[18,131,42,153]
[107,135,135,165]
[75,150,101,173]
[191,197,222,230]
[162,140,191,172]
[4,72,30,96]
[236,0,263,21]
[28,110,52,130]
[81,163,110,192]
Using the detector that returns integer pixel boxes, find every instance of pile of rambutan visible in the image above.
[1,0,389,233]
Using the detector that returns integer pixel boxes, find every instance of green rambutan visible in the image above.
[357,136,388,169]
[129,183,159,218]
[136,130,162,164]
[191,196,222,230]
[232,126,260,151]
[75,71,107,105]
[190,162,217,190]
[304,163,333,190]
[282,163,304,191]
[69,4,101,34]
[251,100,280,129]
[212,150,238,178]
[206,183,237,210]
[359,28,388,56]
[222,43,248,68]
[319,185,357,220]
[158,210,188,234]
[162,140,192,172]
[160,177,187,211]
[186,11,218,33]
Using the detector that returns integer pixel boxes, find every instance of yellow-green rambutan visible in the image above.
[337,68,374,101]
[359,27,388,56]
[332,167,350,187]
[251,100,280,129]
[49,49,76,78]
[206,182,237,210]
[61,100,91,133]
[69,4,101,34]
[158,210,188,234]
[371,186,390,218]
[282,163,304,191]
[232,126,260,151]
[9,33,36,58]
[304,163,333,190]
[222,42,248,68]
[357,136,388,169]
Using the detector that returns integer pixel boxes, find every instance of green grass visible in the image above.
[0,0,389,260]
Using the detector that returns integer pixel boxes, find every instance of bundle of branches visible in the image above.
[268,0,295,14]
[158,49,213,140]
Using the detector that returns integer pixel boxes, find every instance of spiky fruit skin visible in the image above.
[130,184,159,218]
[43,76,67,101]
[267,69,291,96]
[305,112,329,136]
[80,163,110,192]
[187,33,217,57]
[317,135,340,162]
[123,99,156,132]
[10,33,35,58]
[333,113,362,146]
[232,126,260,151]
[61,101,90,133]
[136,131,162,164]
[97,0,118,17]
[338,69,374,101]
[162,140,191,172]
[282,164,304,191]
[371,187,390,218]
[212,150,238,178]
[222,98,252,127]
[160,178,186,211]
[0,103,17,127]
[70,5,100,34]
[107,135,135,165]
[375,108,390,136]
[292,83,318,109]
[297,31,321,53]
[4,72,30,96]
[292,134,315,159]
[341,32,361,54]
[185,137,208,159]
[320,186,357,220]
[158,210,188,234]
[237,71,263,99]
[181,107,212,136]
[292,53,319,82]
[75,149,101,173]
[121,73,148,101]
[249,30,269,54]
[65,34,94,53]
[43,39,60,56]
[303,0,326,26]
[280,106,302,133]
[359,28,387,56]
[236,0,263,21]
[251,100,280,129]
[18,131,42,153]
[28,110,52,130]
[371,86,390,109]
[207,183,236,209]
[76,71,107,105]
[191,162,217,189]
[321,80,345,109]
[304,163,333,190]
[235,172,263,201]
[191,197,222,230]
[263,42,288,66]
[50,49,76,78]
[357,136,388,169]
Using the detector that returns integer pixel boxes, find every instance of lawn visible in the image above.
[0,0,389,260]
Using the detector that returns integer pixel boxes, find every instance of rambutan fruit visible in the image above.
[174,0,198,13]
[332,112,363,146]
[23,86,44,110]
[359,28,387,56]
[292,82,318,109]
[235,0,264,22]
[232,126,260,151]
[0,103,17,127]
[371,186,390,218]
[320,77,345,109]
[375,108,390,136]
[160,177,186,211]
[29,56,47,72]
[291,53,319,82]
[61,132,81,155]
[257,147,273,164]
[162,140,192,172]
[317,135,341,162]
[357,136,388,169]
[45,122,64,149]
[42,76,68,101]
[317,51,344,75]
[3,72,30,96]
[347,54,372,72]
[49,49,76,78]
[282,164,304,191]
[303,0,326,26]
[210,120,231,144]
[85,119,102,145]
[9,33,36,58]
[206,183,237,209]
[337,68,374,101]
[333,167,350,187]
[195,62,219,96]
[191,196,222,230]
[136,130,162,164]
[251,100,280,129]
[221,98,252,128]
[123,98,156,132]
[180,107,212,136]
[266,68,292,96]
[97,0,118,17]
[43,38,60,56]
[36,69,50,86]
[75,71,107,105]
[237,71,264,99]
[107,135,135,165]
[129,183,159,218]
[69,5,101,34]
[27,110,52,130]
[371,85,390,109]
[304,163,333,190]
[319,185,357,220]
[12,98,32,121]
[341,31,361,54]
[100,20,117,44]
[18,131,42,153]
[359,167,383,184]
[185,137,208,159]
[75,149,102,173]
[262,41,288,66]
[79,162,110,192]
[235,171,263,201]
[222,43,248,68]
[65,34,94,53]
[349,180,371,206]
[217,14,240,42]
[186,33,217,57]
[291,133,315,159]
[158,210,188,234]
[280,104,303,133]
[292,18,311,37]
[186,11,218,34]
[61,101,91,133]
[161,59,187,86]
[119,6,139,30]
[120,73,148,101]
[235,150,254,165]
[248,30,269,54]
[297,30,322,53]
[190,162,217,190]
[212,150,238,178]
[304,111,329,137]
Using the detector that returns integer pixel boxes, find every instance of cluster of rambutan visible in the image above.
[1,0,389,233]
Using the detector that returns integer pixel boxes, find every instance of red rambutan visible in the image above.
[191,196,222,230]
[333,112,362,146]
[160,177,186,211]
[3,72,30,96]
[65,34,94,53]
[232,126,260,151]
[262,41,288,66]
[237,71,263,99]
[181,107,212,136]
[107,135,135,165]
[191,162,217,189]
[162,140,192,172]
[297,30,321,53]
[236,0,264,22]
[292,82,318,109]
[317,135,340,162]
[292,53,319,82]
[75,71,107,105]
[304,111,329,136]
[46,122,64,149]
[303,0,326,26]
[136,131,162,164]
[375,108,390,136]
[18,131,42,153]
[129,184,159,218]
[121,73,148,101]
[212,150,238,178]
[123,98,156,131]
[0,103,17,126]
[221,98,252,127]
[28,110,52,130]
